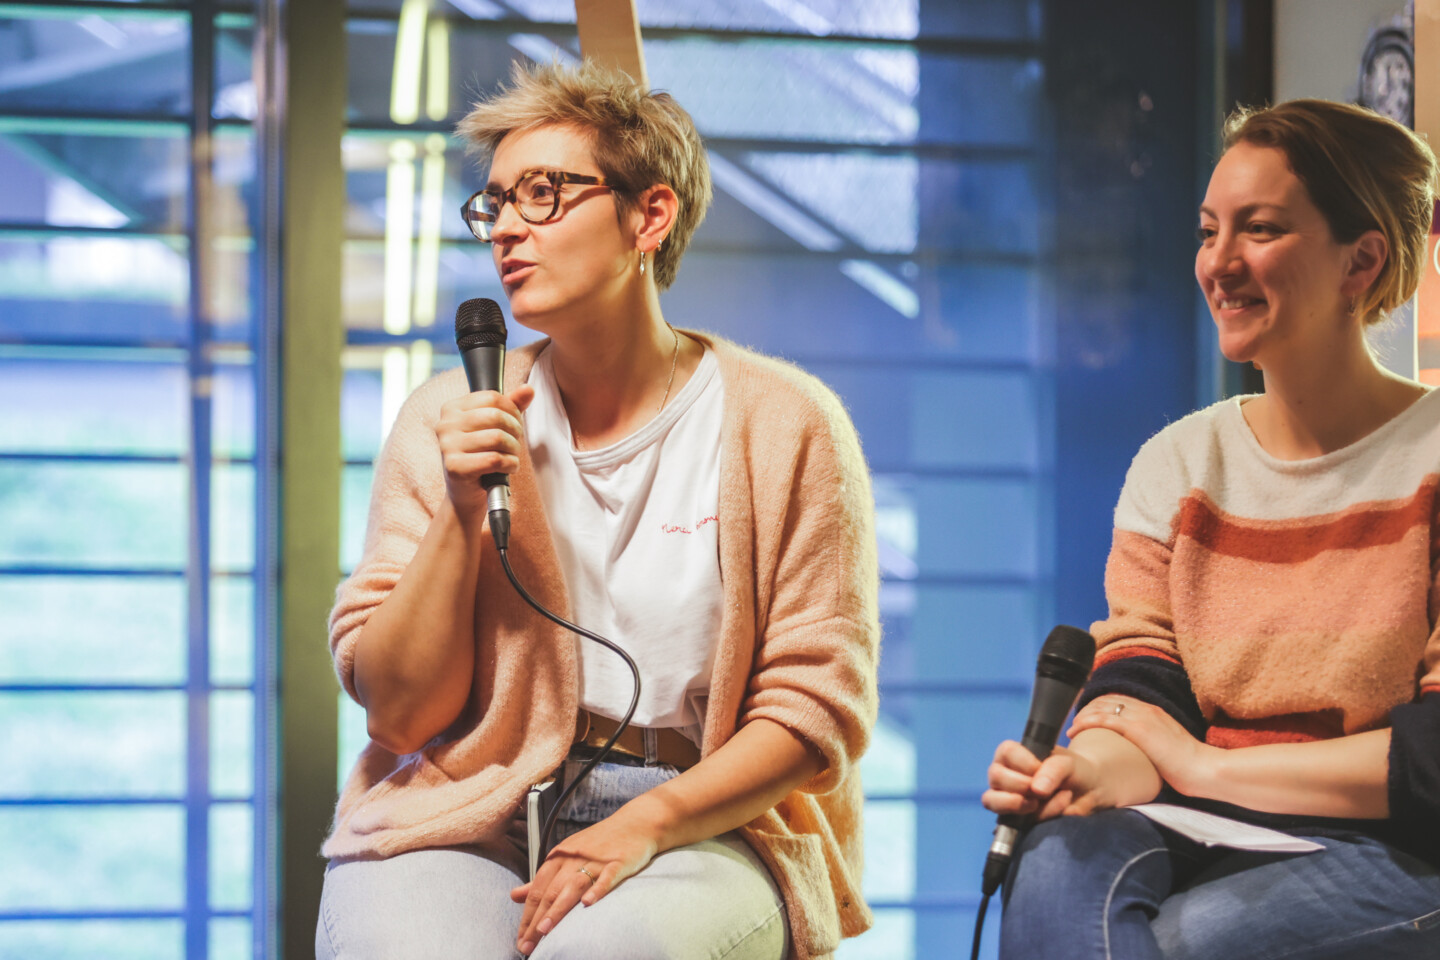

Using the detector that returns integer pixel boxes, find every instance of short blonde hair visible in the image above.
[457,60,712,291]
[1222,99,1438,324]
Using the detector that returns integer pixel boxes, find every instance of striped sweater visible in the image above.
[1080,388,1440,856]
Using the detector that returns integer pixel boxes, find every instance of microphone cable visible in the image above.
[454,297,645,868]
[970,890,992,960]
[495,546,642,864]
[968,625,1094,959]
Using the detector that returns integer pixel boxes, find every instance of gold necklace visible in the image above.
[573,324,680,451]
[657,322,679,414]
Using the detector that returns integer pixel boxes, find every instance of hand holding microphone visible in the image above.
[443,298,533,534]
[980,625,1096,896]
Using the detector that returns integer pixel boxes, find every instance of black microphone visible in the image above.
[454,297,512,549]
[981,624,1096,896]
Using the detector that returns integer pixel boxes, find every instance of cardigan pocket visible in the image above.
[744,827,840,957]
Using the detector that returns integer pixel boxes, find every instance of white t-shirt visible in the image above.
[526,344,725,745]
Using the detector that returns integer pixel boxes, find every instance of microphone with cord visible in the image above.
[451,298,643,877]
[971,624,1096,959]
[454,297,513,549]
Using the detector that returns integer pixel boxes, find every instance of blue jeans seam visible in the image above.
[1101,846,1176,960]
[714,904,785,960]
[320,885,343,958]
[1261,904,1440,960]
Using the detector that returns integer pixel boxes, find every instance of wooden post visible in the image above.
[258,0,345,953]
[574,0,648,88]
[1417,0,1440,384]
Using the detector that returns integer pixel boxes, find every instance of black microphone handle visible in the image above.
[981,670,1090,895]
[458,343,512,548]
[460,342,505,393]
[1018,673,1083,759]
[459,344,511,493]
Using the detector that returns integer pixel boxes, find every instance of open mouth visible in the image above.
[501,261,535,284]
[1216,296,1264,311]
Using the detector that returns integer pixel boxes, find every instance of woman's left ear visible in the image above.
[633,183,679,253]
[1341,229,1388,297]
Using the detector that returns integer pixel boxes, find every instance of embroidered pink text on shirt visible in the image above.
[661,515,719,535]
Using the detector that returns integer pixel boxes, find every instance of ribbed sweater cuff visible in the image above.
[1078,655,1208,742]
[1387,692,1440,863]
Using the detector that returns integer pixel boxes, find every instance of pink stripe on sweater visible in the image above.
[1204,708,1344,748]
[1170,531,1431,734]
[1094,645,1181,670]
[1176,479,1439,565]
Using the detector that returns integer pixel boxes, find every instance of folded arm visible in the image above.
[1071,695,1391,819]
[341,384,533,755]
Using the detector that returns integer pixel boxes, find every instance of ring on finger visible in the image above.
[1112,702,1125,716]
[577,865,596,883]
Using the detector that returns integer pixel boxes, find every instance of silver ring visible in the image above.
[1112,702,1125,716]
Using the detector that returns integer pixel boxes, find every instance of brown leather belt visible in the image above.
[573,710,701,770]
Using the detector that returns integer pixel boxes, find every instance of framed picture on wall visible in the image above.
[1357,3,1414,127]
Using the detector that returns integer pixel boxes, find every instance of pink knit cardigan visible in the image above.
[324,332,880,958]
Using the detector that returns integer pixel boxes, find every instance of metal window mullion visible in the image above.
[0,453,253,465]
[339,122,1039,161]
[0,343,191,360]
[332,241,1040,267]
[0,684,251,692]
[0,795,252,804]
[0,338,254,353]
[0,908,251,921]
[251,0,284,953]
[0,566,187,577]
[0,222,186,241]
[0,1,191,17]
[0,111,189,137]
[186,1,217,957]
[341,10,1040,56]
[0,566,254,577]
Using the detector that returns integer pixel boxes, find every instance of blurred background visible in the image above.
[0,0,1429,957]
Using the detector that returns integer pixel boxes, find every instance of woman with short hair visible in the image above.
[985,98,1440,958]
[316,61,879,960]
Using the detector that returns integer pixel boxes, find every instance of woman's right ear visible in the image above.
[632,183,679,252]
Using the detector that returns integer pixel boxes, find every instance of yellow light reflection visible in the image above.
[390,0,429,125]
[413,133,447,329]
[409,338,434,392]
[380,345,409,441]
[383,139,417,336]
[426,18,450,122]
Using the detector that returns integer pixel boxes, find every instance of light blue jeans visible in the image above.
[1000,809,1440,960]
[316,759,788,960]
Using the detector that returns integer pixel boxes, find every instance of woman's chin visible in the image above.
[1214,328,1265,366]
[504,299,568,338]
[503,292,548,326]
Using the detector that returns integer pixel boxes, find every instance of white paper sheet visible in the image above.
[1129,803,1324,853]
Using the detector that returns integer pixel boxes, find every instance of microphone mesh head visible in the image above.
[1038,625,1096,683]
[455,298,507,351]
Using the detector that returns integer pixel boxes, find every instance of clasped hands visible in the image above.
[982,694,1218,821]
